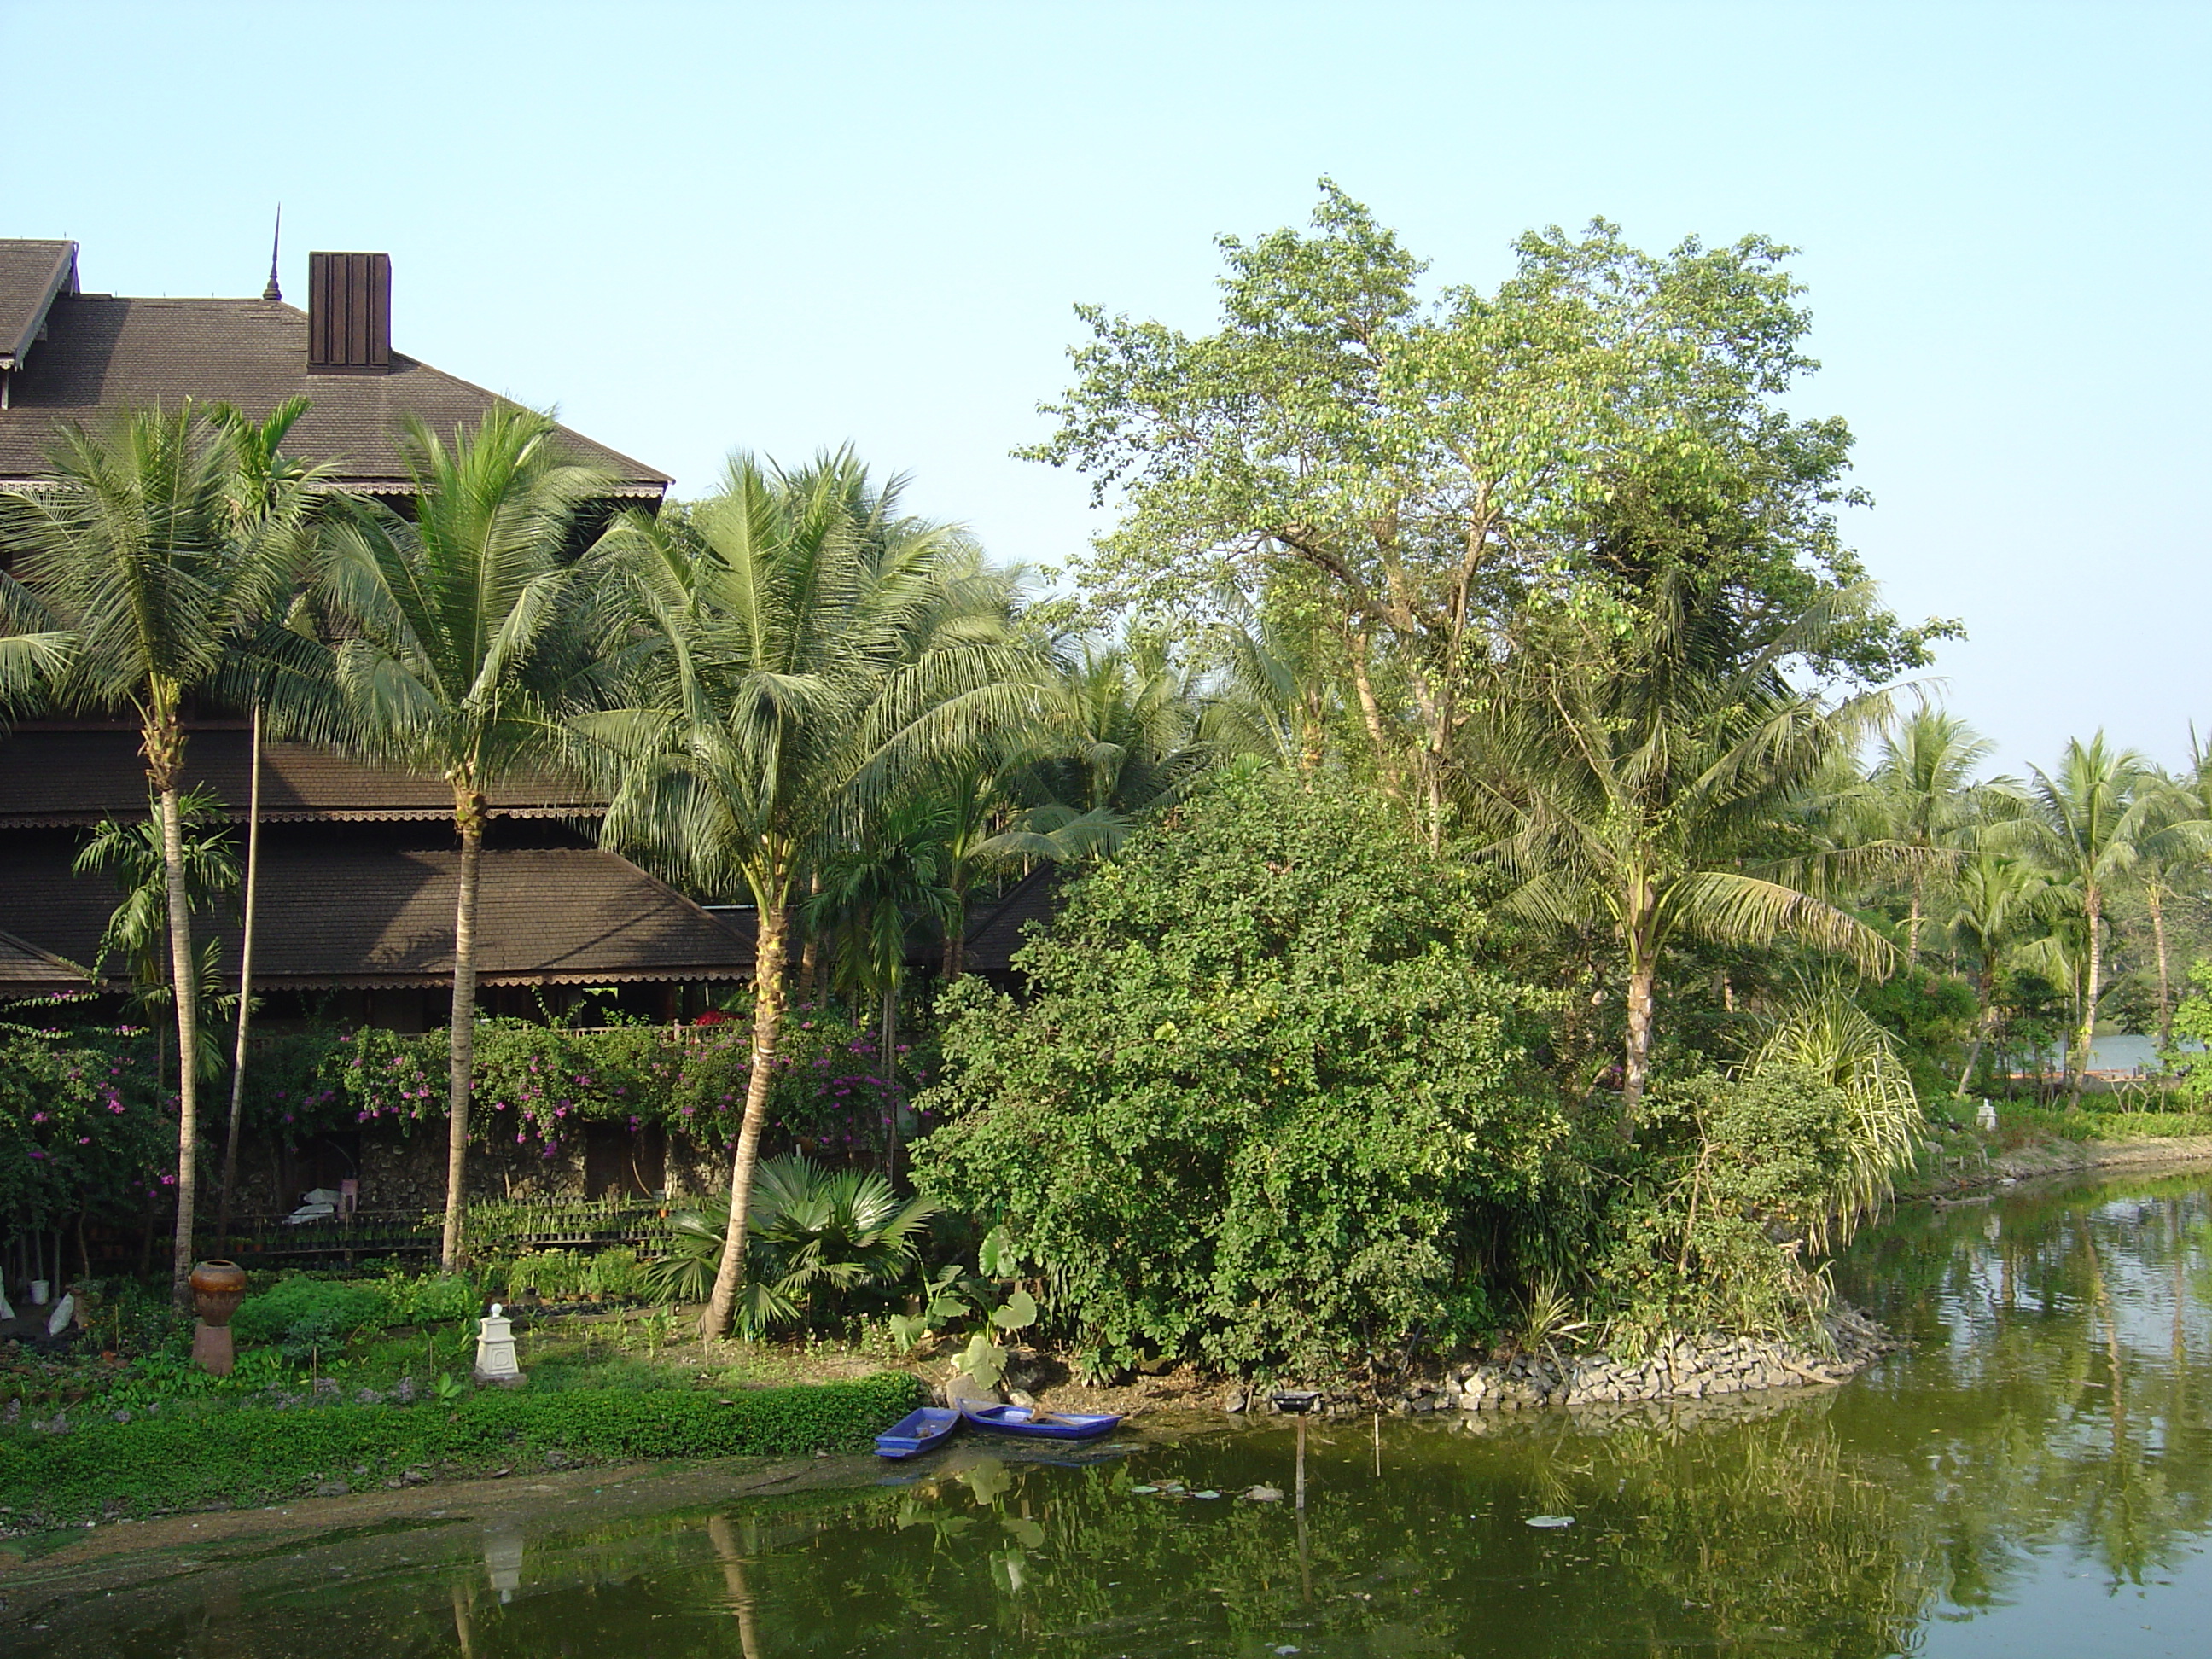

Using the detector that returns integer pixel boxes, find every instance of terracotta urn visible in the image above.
[189,1259,249,1328]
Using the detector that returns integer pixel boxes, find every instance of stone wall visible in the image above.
[1229,1307,1894,1417]
[1402,1308,1891,1412]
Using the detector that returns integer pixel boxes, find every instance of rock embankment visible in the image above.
[1423,1308,1891,1412]
[1237,1308,1893,1417]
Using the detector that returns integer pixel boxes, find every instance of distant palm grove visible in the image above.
[8,186,2210,1374]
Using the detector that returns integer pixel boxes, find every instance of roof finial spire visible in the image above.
[262,205,282,302]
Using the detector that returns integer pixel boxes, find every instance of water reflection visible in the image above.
[11,1173,2212,1657]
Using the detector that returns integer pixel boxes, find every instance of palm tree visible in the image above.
[2000,734,2151,1105]
[1485,583,1900,1125]
[591,449,1033,1339]
[1944,849,2054,1097]
[803,797,961,1167]
[0,402,320,1299]
[1855,707,1995,957]
[2128,753,2212,1048]
[318,407,616,1269]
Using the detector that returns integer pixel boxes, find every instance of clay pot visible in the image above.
[189,1259,249,1328]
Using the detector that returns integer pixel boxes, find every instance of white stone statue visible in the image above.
[474,1308,523,1387]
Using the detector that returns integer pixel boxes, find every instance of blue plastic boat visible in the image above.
[961,1403,1124,1441]
[875,1406,961,1459]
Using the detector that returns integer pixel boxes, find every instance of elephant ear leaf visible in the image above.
[991,1286,1038,1331]
[978,1226,1021,1279]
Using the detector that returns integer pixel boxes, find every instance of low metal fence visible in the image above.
[200,1196,677,1266]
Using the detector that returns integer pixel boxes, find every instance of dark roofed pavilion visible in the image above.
[0,240,668,498]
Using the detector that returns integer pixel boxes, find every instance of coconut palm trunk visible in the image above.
[146,708,202,1304]
[443,789,487,1270]
[2149,881,2173,1049]
[217,704,265,1239]
[703,896,789,1337]
[1621,920,1656,1127]
[2070,885,2104,1109]
[1955,954,2003,1100]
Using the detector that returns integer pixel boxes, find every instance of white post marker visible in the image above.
[474,1303,524,1387]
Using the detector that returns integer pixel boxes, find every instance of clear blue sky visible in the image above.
[4,2,2205,771]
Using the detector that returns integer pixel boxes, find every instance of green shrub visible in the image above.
[1588,1067,1877,1345]
[496,1247,642,1304]
[0,1372,923,1528]
[230,1276,389,1353]
[912,773,1564,1377]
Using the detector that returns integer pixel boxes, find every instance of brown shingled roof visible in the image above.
[0,726,602,827]
[0,240,75,370]
[0,927,90,988]
[0,840,754,991]
[961,864,1068,978]
[0,289,668,494]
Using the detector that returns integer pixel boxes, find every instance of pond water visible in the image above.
[12,1168,2212,1658]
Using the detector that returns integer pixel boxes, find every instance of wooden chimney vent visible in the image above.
[306,251,392,375]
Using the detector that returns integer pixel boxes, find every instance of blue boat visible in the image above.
[875,1406,961,1459]
[961,1403,1124,1441]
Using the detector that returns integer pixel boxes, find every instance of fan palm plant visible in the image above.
[589,449,1037,1338]
[317,406,618,1268]
[640,1155,938,1334]
[0,401,326,1298]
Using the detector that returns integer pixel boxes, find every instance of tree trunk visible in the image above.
[2150,882,2173,1049]
[156,777,201,1306]
[217,704,264,1240]
[880,976,900,1179]
[795,872,822,1004]
[2069,887,2102,1109]
[702,899,789,1339]
[1906,873,1924,960]
[442,794,486,1271]
[941,870,968,981]
[1621,906,1656,1133]
[1956,967,1997,1100]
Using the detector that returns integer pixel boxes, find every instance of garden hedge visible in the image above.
[0,1371,921,1529]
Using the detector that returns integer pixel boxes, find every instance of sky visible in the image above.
[3,1,2206,771]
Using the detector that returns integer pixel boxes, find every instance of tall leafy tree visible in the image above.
[0,402,321,1299]
[1028,183,1947,845]
[319,407,616,1268]
[591,450,1034,1338]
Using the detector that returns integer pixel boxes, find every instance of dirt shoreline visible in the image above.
[1918,1132,2212,1199]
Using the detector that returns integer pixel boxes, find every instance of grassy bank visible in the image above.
[1906,1101,2212,1198]
[0,1370,920,1533]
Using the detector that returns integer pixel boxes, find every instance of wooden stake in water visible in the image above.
[1295,1412,1307,1511]
[1374,1409,1382,1476]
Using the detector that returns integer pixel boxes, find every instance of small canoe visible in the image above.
[961,1403,1123,1441]
[875,1406,961,1459]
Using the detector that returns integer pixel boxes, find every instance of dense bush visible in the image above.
[239,1011,899,1161]
[912,774,1567,1377]
[0,1012,172,1235]
[0,1371,922,1527]
[230,1276,390,1353]
[1587,1066,1882,1343]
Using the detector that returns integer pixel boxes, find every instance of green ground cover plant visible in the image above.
[0,1370,920,1529]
